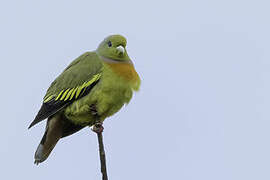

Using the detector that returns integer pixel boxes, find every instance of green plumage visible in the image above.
[64,60,134,125]
[29,35,140,164]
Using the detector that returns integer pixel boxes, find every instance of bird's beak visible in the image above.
[116,45,125,55]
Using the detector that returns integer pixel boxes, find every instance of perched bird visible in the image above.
[29,35,141,164]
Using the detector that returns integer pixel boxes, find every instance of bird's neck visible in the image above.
[99,55,133,65]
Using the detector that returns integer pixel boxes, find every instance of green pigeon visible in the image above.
[29,35,141,164]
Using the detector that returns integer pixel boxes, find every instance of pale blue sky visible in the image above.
[0,0,270,179]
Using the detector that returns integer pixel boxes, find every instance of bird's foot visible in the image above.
[91,123,104,133]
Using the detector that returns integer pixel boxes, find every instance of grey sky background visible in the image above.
[0,0,269,179]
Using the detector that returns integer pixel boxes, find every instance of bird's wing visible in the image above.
[29,52,103,129]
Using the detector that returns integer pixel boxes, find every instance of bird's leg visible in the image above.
[90,104,104,133]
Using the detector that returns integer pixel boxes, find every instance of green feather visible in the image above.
[44,52,103,101]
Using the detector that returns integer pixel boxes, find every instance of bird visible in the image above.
[28,35,141,165]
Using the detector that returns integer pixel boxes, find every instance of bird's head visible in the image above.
[96,35,131,61]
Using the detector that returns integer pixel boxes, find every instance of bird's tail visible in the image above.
[34,115,63,165]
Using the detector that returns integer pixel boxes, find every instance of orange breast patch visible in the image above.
[105,62,140,83]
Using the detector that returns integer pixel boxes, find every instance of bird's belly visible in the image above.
[64,82,133,126]
[96,87,133,118]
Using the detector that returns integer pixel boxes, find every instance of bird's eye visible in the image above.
[107,41,112,47]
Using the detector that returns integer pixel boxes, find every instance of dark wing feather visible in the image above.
[29,100,70,128]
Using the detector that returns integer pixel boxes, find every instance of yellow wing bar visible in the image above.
[43,73,101,103]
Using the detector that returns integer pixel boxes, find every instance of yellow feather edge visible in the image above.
[70,87,78,100]
[64,88,74,101]
[55,90,64,101]
[43,95,54,103]
[50,73,102,102]
[60,89,70,100]
[75,83,85,99]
